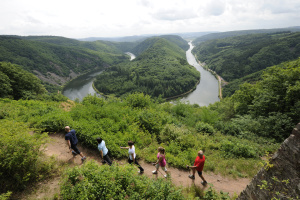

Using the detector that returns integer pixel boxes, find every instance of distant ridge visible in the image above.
[193,26,300,44]
[78,31,216,42]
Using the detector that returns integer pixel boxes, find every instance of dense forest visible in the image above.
[192,32,300,84]
[193,26,300,44]
[94,36,199,98]
[0,62,46,99]
[0,36,129,92]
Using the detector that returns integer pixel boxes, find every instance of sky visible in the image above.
[0,0,299,38]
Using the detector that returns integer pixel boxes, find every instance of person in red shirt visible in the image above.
[187,150,207,185]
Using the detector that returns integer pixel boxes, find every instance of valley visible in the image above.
[1,27,300,199]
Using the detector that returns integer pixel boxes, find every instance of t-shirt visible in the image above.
[194,155,205,172]
[128,145,136,160]
[65,129,78,145]
[98,140,108,156]
[157,153,166,167]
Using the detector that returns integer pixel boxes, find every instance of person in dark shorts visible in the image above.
[97,137,112,166]
[187,150,207,185]
[120,141,144,173]
[65,126,86,161]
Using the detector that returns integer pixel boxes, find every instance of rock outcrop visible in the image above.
[237,123,300,200]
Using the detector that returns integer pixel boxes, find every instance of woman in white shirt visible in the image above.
[120,141,144,173]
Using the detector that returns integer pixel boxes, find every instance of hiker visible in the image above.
[152,147,168,178]
[187,150,207,185]
[65,126,86,161]
[120,141,144,173]
[97,137,112,166]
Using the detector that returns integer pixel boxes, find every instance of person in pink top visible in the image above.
[152,147,168,178]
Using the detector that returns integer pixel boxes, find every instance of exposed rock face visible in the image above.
[34,70,79,85]
[237,123,300,200]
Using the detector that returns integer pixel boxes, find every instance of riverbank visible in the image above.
[165,78,200,101]
[61,67,105,92]
[193,55,227,100]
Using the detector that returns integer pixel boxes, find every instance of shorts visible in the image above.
[71,144,81,154]
[197,170,202,176]
[155,163,167,172]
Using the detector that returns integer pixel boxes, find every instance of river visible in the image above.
[63,42,219,106]
[62,70,103,101]
[180,42,219,106]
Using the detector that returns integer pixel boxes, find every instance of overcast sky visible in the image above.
[1,0,299,38]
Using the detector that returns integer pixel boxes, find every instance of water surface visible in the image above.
[180,42,220,106]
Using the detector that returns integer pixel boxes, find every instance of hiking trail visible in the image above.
[40,133,251,197]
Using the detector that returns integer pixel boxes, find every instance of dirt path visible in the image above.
[44,133,250,197]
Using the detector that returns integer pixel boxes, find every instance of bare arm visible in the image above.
[66,140,71,152]
[155,156,163,165]
[99,150,103,159]
[120,146,129,149]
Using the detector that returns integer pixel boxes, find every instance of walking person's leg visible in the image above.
[162,166,168,177]
[198,171,207,185]
[71,144,86,160]
[188,167,196,179]
[152,163,159,174]
[103,154,112,166]
[134,159,144,172]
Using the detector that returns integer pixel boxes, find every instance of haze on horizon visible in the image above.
[0,0,299,39]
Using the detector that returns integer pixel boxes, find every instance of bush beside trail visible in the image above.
[0,120,57,195]
[60,160,185,200]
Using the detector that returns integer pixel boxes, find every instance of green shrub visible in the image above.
[138,108,163,136]
[160,124,188,143]
[60,160,184,200]
[195,121,215,134]
[220,139,257,158]
[125,92,152,108]
[0,120,52,192]
[30,110,73,132]
[82,94,105,106]
[0,191,12,200]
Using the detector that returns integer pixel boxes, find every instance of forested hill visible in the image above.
[0,36,128,90]
[193,26,300,44]
[131,35,189,56]
[192,32,300,83]
[94,37,199,98]
[22,36,125,54]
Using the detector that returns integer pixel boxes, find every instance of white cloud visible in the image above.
[0,0,299,38]
[152,8,198,21]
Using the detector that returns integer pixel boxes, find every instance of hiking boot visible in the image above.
[152,170,158,174]
[188,175,195,179]
[81,156,87,161]
[138,171,144,174]
[201,181,207,185]
[72,151,78,156]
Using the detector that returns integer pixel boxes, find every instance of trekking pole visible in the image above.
[157,169,165,177]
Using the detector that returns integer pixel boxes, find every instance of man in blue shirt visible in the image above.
[65,126,86,161]
[97,137,112,165]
